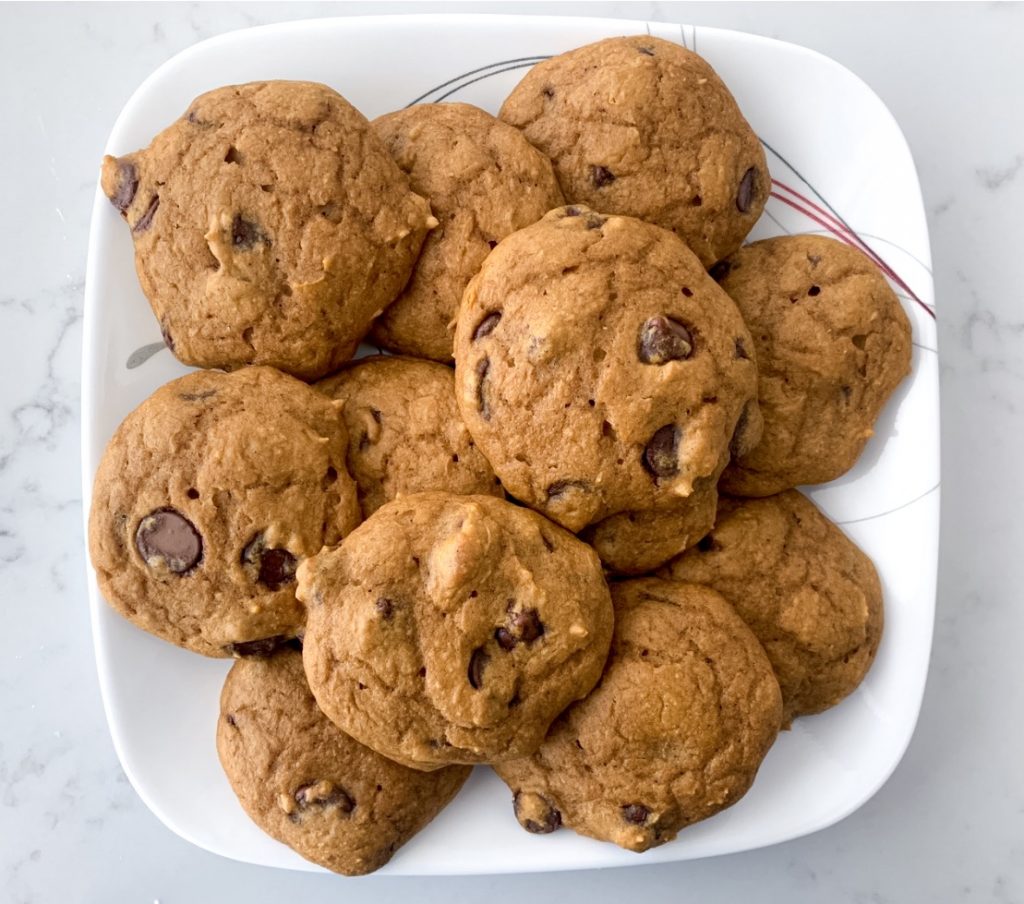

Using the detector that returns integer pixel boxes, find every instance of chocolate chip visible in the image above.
[232,215,268,249]
[376,597,394,619]
[585,213,606,230]
[487,239,498,250]
[643,425,680,478]
[468,647,490,689]
[186,488,199,500]
[225,635,294,658]
[808,285,821,296]
[638,316,694,364]
[294,782,354,815]
[241,534,297,590]
[514,792,562,834]
[734,337,750,360]
[108,159,138,213]
[638,46,655,56]
[709,260,731,281]
[622,803,650,824]
[495,627,516,651]
[736,167,758,213]
[591,165,616,188]
[546,479,590,499]
[160,322,175,352]
[542,86,555,99]
[135,508,202,573]
[225,714,237,727]
[564,206,582,217]
[691,194,703,207]
[681,286,693,297]
[473,312,501,340]
[513,609,544,644]
[475,357,491,421]
[132,195,159,233]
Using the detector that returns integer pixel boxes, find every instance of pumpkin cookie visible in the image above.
[100,81,434,379]
[499,36,768,267]
[298,492,613,770]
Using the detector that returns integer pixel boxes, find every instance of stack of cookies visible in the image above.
[89,35,911,874]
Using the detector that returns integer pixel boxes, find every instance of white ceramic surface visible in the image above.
[81,14,938,876]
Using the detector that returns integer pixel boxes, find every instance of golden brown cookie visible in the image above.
[298,492,614,770]
[581,474,719,575]
[88,367,360,657]
[370,102,564,360]
[499,36,768,267]
[715,235,912,496]
[315,355,502,518]
[453,206,760,533]
[660,490,883,724]
[100,81,434,380]
[494,578,782,852]
[217,650,470,875]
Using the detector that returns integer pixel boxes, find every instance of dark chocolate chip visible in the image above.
[564,206,582,217]
[186,488,199,500]
[495,627,516,651]
[643,425,680,478]
[591,165,616,188]
[132,195,159,233]
[709,260,732,281]
[734,337,750,360]
[232,215,268,249]
[542,86,555,99]
[681,286,693,297]
[736,167,758,213]
[638,316,694,364]
[108,159,138,213]
[852,334,867,350]
[225,714,237,727]
[468,647,490,689]
[487,239,498,250]
[135,508,202,573]
[376,597,395,619]
[622,803,650,824]
[514,792,562,834]
[691,194,703,207]
[225,635,294,658]
[294,782,354,815]
[638,46,655,56]
[473,312,502,340]
[160,322,175,352]
[475,357,491,421]
[241,534,297,590]
[513,608,544,644]
[808,285,821,296]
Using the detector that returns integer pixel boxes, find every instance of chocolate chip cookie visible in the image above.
[715,235,912,496]
[218,650,470,874]
[581,474,719,575]
[315,355,502,517]
[499,36,768,268]
[494,578,782,851]
[88,366,360,657]
[100,81,435,380]
[660,490,883,723]
[370,102,564,361]
[298,492,614,770]
[453,206,760,533]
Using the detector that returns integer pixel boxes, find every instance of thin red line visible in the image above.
[768,189,936,321]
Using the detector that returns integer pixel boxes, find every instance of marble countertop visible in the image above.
[2,3,1021,902]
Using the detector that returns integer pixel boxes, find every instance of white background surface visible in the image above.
[0,2,1020,902]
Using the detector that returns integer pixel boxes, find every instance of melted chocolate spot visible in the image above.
[135,508,202,573]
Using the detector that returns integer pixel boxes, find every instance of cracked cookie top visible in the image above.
[297,492,613,770]
[499,36,768,267]
[370,102,564,361]
[660,490,884,723]
[315,355,503,518]
[217,650,470,875]
[453,205,760,533]
[88,366,360,657]
[715,235,913,496]
[100,81,434,379]
[494,578,782,852]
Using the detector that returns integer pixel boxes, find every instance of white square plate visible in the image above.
[82,14,940,876]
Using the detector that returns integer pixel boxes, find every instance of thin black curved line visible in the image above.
[834,482,940,525]
[430,61,549,103]
[406,57,550,107]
